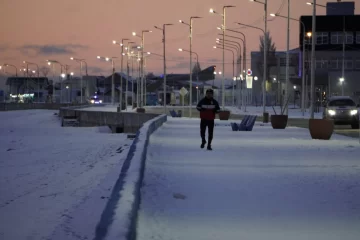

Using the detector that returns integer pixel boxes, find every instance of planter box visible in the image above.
[136,108,145,113]
[271,115,288,129]
[219,110,230,120]
[309,119,334,140]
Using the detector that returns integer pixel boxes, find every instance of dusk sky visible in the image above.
[1,0,358,78]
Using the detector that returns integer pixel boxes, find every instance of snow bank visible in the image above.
[0,110,132,240]
[93,114,167,240]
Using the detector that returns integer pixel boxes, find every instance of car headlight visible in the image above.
[328,110,336,116]
[350,109,358,115]
[91,100,95,103]
[99,100,102,103]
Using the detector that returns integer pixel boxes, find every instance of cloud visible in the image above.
[170,62,189,69]
[0,44,9,53]
[19,44,88,56]
[88,66,105,75]
[207,58,219,63]
[172,56,185,61]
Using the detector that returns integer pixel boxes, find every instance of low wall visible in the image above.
[94,114,167,240]
[0,103,90,111]
[59,107,160,133]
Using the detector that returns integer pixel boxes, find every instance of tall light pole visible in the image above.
[3,64,18,76]
[70,57,87,103]
[179,48,200,90]
[249,0,267,118]
[270,12,307,115]
[310,0,316,118]
[180,16,201,117]
[220,29,247,81]
[47,60,64,103]
[339,77,344,95]
[97,56,117,105]
[132,30,152,107]
[216,38,242,106]
[125,41,136,109]
[218,30,246,109]
[236,21,266,116]
[210,6,236,110]
[113,39,128,109]
[24,61,40,102]
[178,48,199,69]
[214,46,236,106]
[2,64,17,102]
[155,23,173,114]
[216,41,239,105]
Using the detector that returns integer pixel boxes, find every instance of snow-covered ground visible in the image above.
[227,106,323,119]
[144,105,323,119]
[137,118,360,240]
[0,110,132,240]
[77,105,136,112]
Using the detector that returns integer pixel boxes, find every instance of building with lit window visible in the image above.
[299,1,360,103]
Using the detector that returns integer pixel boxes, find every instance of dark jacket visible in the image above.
[196,97,220,120]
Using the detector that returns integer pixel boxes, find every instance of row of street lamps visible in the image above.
[2,1,321,117]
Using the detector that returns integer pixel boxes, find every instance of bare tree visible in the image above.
[256,31,277,83]
[192,62,201,74]
[40,66,50,77]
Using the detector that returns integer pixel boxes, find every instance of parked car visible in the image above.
[323,96,359,129]
[89,96,102,104]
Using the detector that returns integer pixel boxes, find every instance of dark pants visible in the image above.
[200,119,214,145]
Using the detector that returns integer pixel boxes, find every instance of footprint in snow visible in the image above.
[173,193,186,200]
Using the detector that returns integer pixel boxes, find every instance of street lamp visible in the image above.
[154,23,173,114]
[124,41,137,109]
[97,56,117,105]
[132,30,152,107]
[24,61,41,102]
[3,64,18,76]
[179,16,202,117]
[217,31,246,109]
[235,22,267,116]
[47,60,64,103]
[178,48,199,69]
[70,57,87,103]
[248,0,268,120]
[214,45,236,106]
[339,77,345,95]
[113,39,129,108]
[306,0,317,119]
[179,48,200,96]
[218,29,247,79]
[210,5,235,110]
[270,12,306,115]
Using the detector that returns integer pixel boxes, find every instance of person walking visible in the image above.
[196,88,220,150]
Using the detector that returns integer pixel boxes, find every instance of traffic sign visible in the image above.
[179,87,188,96]
[247,69,252,76]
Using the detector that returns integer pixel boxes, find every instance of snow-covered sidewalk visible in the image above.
[137,118,360,240]
[0,110,132,240]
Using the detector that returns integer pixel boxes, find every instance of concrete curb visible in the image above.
[94,114,167,240]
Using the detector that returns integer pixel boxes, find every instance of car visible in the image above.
[89,96,102,104]
[323,96,359,129]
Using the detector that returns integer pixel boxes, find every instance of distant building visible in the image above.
[299,1,360,103]
[250,49,300,106]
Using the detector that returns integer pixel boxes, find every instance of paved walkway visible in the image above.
[136,118,360,240]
